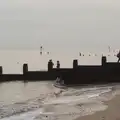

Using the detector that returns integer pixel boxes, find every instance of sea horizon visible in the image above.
[0,49,118,74]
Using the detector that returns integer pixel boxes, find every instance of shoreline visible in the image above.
[75,94,120,120]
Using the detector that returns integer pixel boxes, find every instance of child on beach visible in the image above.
[117,50,120,62]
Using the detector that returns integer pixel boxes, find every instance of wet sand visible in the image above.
[76,94,120,120]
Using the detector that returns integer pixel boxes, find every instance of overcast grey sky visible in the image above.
[0,0,120,52]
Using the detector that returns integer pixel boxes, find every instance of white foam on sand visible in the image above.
[0,83,120,120]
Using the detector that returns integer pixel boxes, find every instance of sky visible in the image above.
[0,0,120,52]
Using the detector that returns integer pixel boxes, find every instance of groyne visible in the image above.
[0,56,119,84]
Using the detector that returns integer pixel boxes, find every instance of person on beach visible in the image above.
[56,61,60,69]
[117,50,120,62]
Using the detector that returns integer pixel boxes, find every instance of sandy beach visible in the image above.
[76,94,120,120]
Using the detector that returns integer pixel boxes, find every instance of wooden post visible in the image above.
[23,64,28,74]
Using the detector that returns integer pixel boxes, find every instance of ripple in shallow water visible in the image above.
[0,83,120,120]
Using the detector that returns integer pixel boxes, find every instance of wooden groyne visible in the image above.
[0,56,120,84]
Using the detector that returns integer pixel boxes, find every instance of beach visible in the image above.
[76,94,120,120]
[0,81,120,120]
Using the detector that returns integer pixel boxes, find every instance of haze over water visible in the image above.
[0,50,118,73]
[0,0,120,119]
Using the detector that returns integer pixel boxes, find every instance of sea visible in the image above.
[0,50,120,120]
